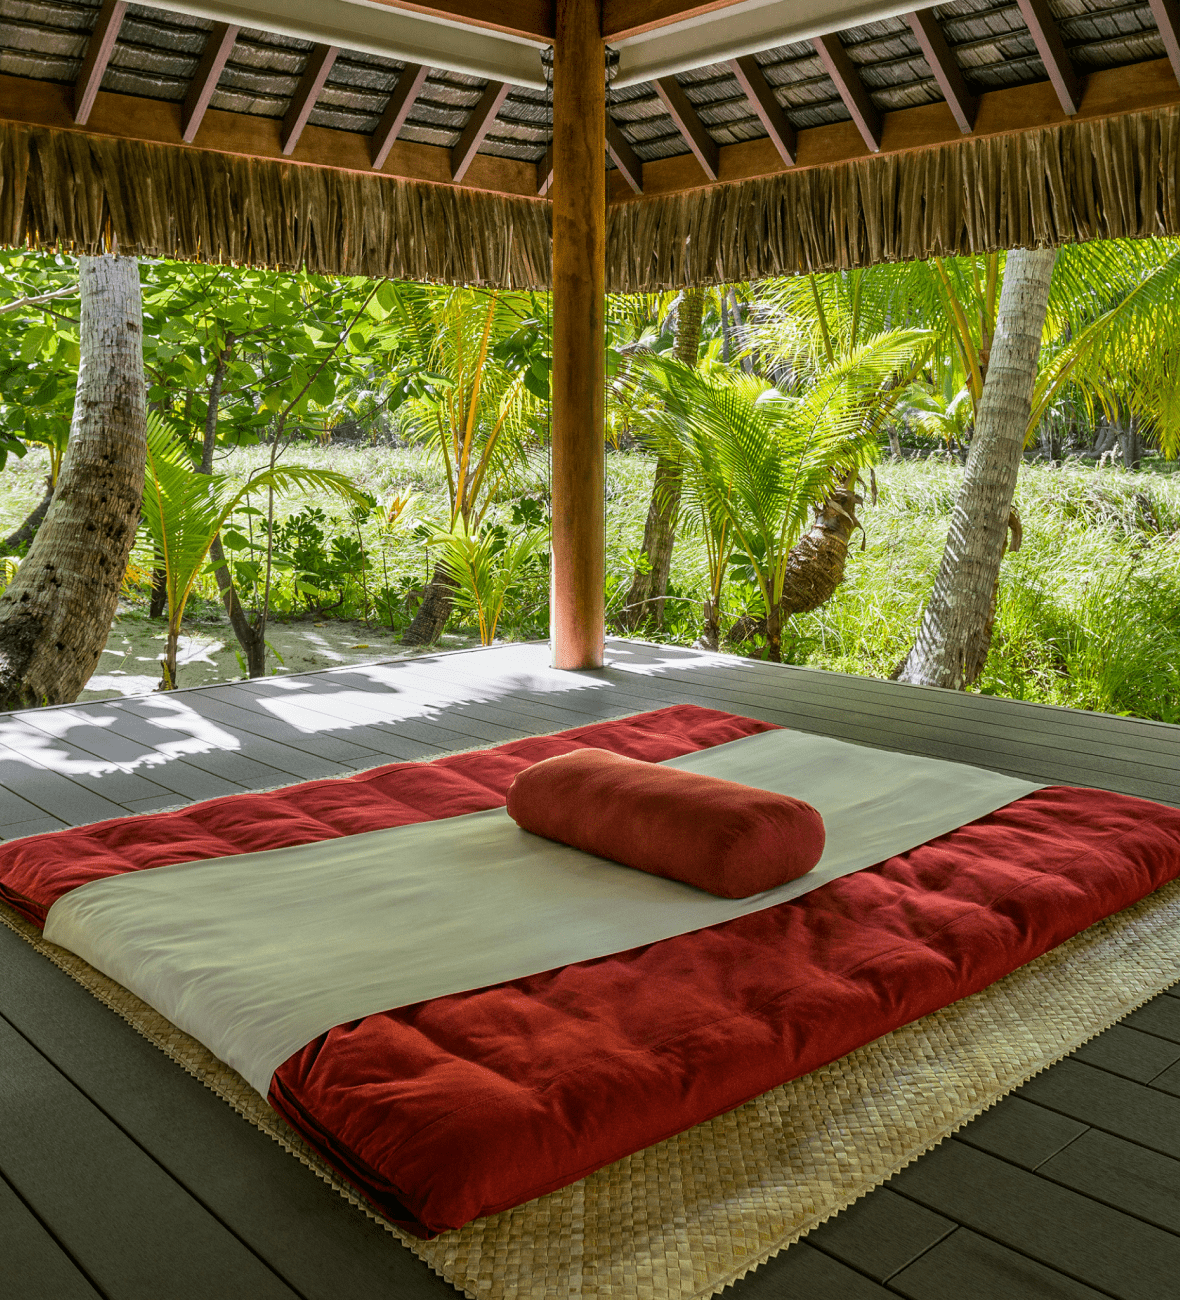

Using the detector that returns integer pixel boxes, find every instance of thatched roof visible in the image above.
[1,0,1179,287]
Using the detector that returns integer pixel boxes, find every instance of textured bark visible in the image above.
[779,471,864,618]
[402,562,456,646]
[0,255,146,709]
[3,482,53,551]
[897,248,1057,690]
[619,287,703,631]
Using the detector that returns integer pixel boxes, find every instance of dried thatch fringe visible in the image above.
[0,122,552,289]
[4,107,1180,290]
[606,105,1180,290]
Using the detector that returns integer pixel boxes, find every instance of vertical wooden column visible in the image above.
[550,0,606,669]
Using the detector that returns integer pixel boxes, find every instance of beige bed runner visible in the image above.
[43,727,1041,1096]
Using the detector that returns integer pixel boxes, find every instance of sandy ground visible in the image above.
[82,612,480,702]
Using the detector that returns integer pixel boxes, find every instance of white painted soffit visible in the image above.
[148,0,549,89]
[611,0,924,87]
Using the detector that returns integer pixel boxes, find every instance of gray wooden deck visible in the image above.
[2,638,1179,1300]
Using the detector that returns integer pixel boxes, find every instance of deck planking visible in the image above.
[1,638,1179,1299]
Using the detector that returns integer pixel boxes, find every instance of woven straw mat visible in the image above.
[4,881,1180,1300]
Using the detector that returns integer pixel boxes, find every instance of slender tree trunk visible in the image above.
[149,547,168,618]
[619,287,704,631]
[3,481,53,551]
[402,561,455,646]
[192,338,266,679]
[897,248,1056,690]
[0,255,146,709]
[778,470,864,618]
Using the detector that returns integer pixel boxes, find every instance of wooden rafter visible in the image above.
[729,54,797,166]
[1016,0,1083,115]
[74,0,126,126]
[607,117,644,192]
[1149,0,1180,82]
[537,144,554,195]
[813,32,882,153]
[906,9,977,134]
[8,56,1180,208]
[452,80,512,182]
[181,23,239,144]
[371,62,430,170]
[653,76,719,180]
[281,44,340,156]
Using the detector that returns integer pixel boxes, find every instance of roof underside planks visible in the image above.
[1,0,1179,208]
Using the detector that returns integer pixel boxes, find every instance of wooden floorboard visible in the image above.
[0,1170,103,1300]
[1,639,1179,1299]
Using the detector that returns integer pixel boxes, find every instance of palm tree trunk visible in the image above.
[402,562,455,645]
[778,470,864,618]
[0,255,146,709]
[897,247,1057,690]
[619,287,704,631]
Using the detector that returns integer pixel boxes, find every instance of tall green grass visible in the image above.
[787,460,1180,722]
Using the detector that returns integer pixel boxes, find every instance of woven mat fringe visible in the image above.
[5,883,1180,1300]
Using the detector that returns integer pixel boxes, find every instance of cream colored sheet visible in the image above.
[44,728,1043,1095]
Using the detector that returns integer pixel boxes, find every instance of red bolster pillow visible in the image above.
[505,748,825,899]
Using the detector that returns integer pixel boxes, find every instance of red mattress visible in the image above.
[4,705,1180,1238]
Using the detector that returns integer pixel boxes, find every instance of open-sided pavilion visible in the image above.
[3,2,1180,1297]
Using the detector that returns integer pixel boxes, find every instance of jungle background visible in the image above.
[2,244,1179,721]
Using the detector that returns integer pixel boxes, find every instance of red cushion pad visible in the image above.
[0,705,777,926]
[506,747,826,897]
[268,785,1180,1237]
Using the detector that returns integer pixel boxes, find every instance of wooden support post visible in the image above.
[729,54,796,166]
[452,80,512,181]
[551,0,605,670]
[813,32,881,152]
[74,0,126,126]
[653,75,719,179]
[371,62,429,168]
[1016,0,1083,115]
[281,44,339,156]
[1149,0,1180,82]
[182,22,238,143]
[906,9,977,134]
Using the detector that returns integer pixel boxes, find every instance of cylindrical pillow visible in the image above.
[505,748,825,899]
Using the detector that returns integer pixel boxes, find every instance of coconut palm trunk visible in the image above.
[0,255,147,709]
[778,469,865,618]
[897,247,1057,690]
[620,287,704,630]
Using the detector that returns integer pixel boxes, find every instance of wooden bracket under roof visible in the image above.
[906,9,977,135]
[813,32,881,153]
[281,44,340,156]
[452,81,513,183]
[370,62,430,170]
[1016,0,1084,115]
[729,54,797,167]
[74,0,127,126]
[181,23,239,144]
[653,76,719,180]
[607,117,644,192]
[1149,0,1180,82]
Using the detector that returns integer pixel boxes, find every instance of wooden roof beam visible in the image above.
[813,32,881,153]
[653,76,719,180]
[182,22,238,143]
[1149,0,1180,82]
[607,117,644,192]
[74,0,126,126]
[370,62,429,170]
[906,9,977,134]
[281,44,339,155]
[537,143,553,195]
[729,54,796,166]
[452,80,512,182]
[1016,0,1083,115]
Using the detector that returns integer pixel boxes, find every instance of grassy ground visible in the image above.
[3,443,1179,719]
